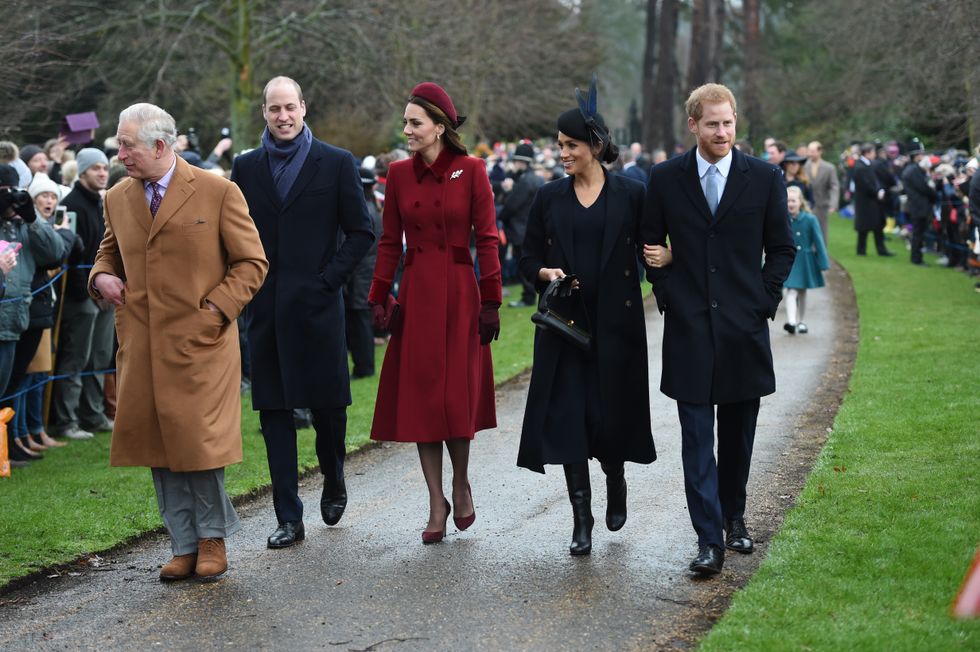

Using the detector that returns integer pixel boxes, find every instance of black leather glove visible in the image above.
[479,302,501,345]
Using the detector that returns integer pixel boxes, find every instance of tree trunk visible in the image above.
[742,0,763,143]
[710,0,725,82]
[688,0,708,89]
[641,0,659,153]
[228,0,259,149]
[653,0,678,153]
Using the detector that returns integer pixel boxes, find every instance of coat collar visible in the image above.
[412,147,458,183]
[676,146,749,224]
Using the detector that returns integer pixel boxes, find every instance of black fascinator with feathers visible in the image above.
[558,73,619,164]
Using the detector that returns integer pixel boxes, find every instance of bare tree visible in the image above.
[652,0,679,152]
[641,0,659,152]
[741,0,763,142]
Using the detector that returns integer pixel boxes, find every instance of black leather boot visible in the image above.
[601,461,627,532]
[563,463,594,556]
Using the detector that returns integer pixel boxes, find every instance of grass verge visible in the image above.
[0,287,539,589]
[699,216,980,651]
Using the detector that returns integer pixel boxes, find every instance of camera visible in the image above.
[0,186,34,222]
[186,127,201,153]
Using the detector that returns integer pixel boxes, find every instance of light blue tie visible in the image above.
[705,164,719,216]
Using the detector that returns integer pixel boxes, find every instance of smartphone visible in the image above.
[55,205,67,225]
[65,211,77,233]
[0,240,22,254]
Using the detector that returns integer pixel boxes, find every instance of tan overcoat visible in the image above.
[89,156,268,471]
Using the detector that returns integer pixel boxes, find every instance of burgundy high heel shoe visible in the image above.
[422,499,451,544]
[453,484,476,531]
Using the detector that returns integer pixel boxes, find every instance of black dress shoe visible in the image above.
[725,518,754,554]
[878,250,896,257]
[689,544,724,575]
[321,476,347,526]
[267,521,305,549]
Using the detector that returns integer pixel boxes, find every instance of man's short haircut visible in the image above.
[118,103,177,149]
[262,76,304,105]
[685,83,737,121]
[771,140,788,153]
[808,140,823,152]
[860,142,876,156]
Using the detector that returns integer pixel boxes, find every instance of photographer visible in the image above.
[0,164,66,464]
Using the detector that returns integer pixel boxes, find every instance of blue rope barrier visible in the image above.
[0,367,116,403]
[0,264,94,305]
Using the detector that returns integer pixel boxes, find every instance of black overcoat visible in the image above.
[232,138,375,410]
[641,147,795,405]
[852,159,884,232]
[900,164,937,220]
[517,172,655,473]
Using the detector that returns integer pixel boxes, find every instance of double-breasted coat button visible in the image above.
[438,244,446,251]
[710,266,717,273]
[435,200,441,207]
[711,300,718,308]
[626,236,632,244]
[547,238,553,245]
[625,299,632,308]
[437,178,443,184]
[797,245,802,250]
[436,223,442,230]
[625,269,631,277]
[415,224,422,230]
[414,201,420,208]
[708,231,716,238]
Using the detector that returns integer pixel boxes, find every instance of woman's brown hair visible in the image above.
[408,96,468,156]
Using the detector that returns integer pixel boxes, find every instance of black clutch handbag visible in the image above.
[530,275,591,351]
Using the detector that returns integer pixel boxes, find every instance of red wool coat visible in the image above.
[368,149,502,442]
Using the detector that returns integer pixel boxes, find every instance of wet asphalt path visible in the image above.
[0,279,841,651]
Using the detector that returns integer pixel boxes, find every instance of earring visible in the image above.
[437,133,442,140]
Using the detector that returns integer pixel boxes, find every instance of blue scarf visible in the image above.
[262,124,313,201]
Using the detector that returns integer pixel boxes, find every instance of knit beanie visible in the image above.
[19,144,43,165]
[28,172,60,200]
[76,147,109,176]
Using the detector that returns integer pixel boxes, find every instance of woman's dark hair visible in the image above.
[408,96,468,156]
[599,140,619,165]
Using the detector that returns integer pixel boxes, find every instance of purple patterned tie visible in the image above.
[149,182,162,217]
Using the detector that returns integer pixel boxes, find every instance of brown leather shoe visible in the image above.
[159,553,197,581]
[195,538,227,581]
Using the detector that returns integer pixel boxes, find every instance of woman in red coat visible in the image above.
[368,82,502,544]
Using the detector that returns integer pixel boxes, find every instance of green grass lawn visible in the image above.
[0,288,539,589]
[699,216,980,651]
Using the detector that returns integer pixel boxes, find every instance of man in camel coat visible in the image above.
[90,103,268,582]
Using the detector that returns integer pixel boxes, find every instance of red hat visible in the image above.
[410,82,465,128]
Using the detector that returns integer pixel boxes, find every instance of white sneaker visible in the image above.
[64,426,94,440]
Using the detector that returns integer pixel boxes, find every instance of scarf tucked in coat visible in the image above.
[261,124,313,201]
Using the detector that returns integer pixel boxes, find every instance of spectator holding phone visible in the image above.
[0,165,66,465]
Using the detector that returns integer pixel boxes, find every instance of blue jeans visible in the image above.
[24,373,46,434]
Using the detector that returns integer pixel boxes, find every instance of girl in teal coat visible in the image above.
[783,186,829,334]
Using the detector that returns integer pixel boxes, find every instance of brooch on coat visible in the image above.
[450,169,463,180]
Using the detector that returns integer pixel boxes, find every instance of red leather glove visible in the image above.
[479,302,501,345]
[370,294,400,331]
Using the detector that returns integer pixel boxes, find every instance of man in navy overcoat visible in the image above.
[232,76,374,549]
[641,83,795,576]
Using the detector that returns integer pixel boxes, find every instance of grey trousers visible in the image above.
[50,297,115,432]
[151,467,241,556]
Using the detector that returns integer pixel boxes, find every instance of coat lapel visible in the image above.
[713,148,750,223]
[123,178,152,236]
[599,172,626,272]
[254,149,281,211]
[280,143,321,213]
[677,148,713,223]
[149,156,195,241]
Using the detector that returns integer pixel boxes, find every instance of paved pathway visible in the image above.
[0,272,849,651]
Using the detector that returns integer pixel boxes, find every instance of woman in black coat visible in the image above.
[518,84,656,556]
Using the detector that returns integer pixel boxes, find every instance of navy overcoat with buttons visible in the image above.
[641,146,796,405]
[518,171,655,473]
[232,137,375,410]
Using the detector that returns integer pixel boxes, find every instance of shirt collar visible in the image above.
[145,154,178,191]
[696,147,732,179]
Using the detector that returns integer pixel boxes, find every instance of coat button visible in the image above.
[435,200,441,207]
[437,178,443,184]
[438,244,446,251]
[415,224,422,230]
[414,201,420,208]
[710,266,717,273]
[711,300,718,308]
[625,299,632,308]
[436,223,442,230]
[624,269,631,277]
[547,238,553,245]
[708,231,716,238]
[626,236,632,244]
[797,245,802,250]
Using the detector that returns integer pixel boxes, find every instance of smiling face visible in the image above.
[787,187,801,216]
[557,131,598,176]
[689,101,736,164]
[27,152,49,174]
[402,102,443,158]
[79,162,109,192]
[262,82,307,142]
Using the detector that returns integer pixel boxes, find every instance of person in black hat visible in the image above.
[900,139,937,266]
[780,152,813,204]
[499,143,544,308]
[517,75,656,556]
